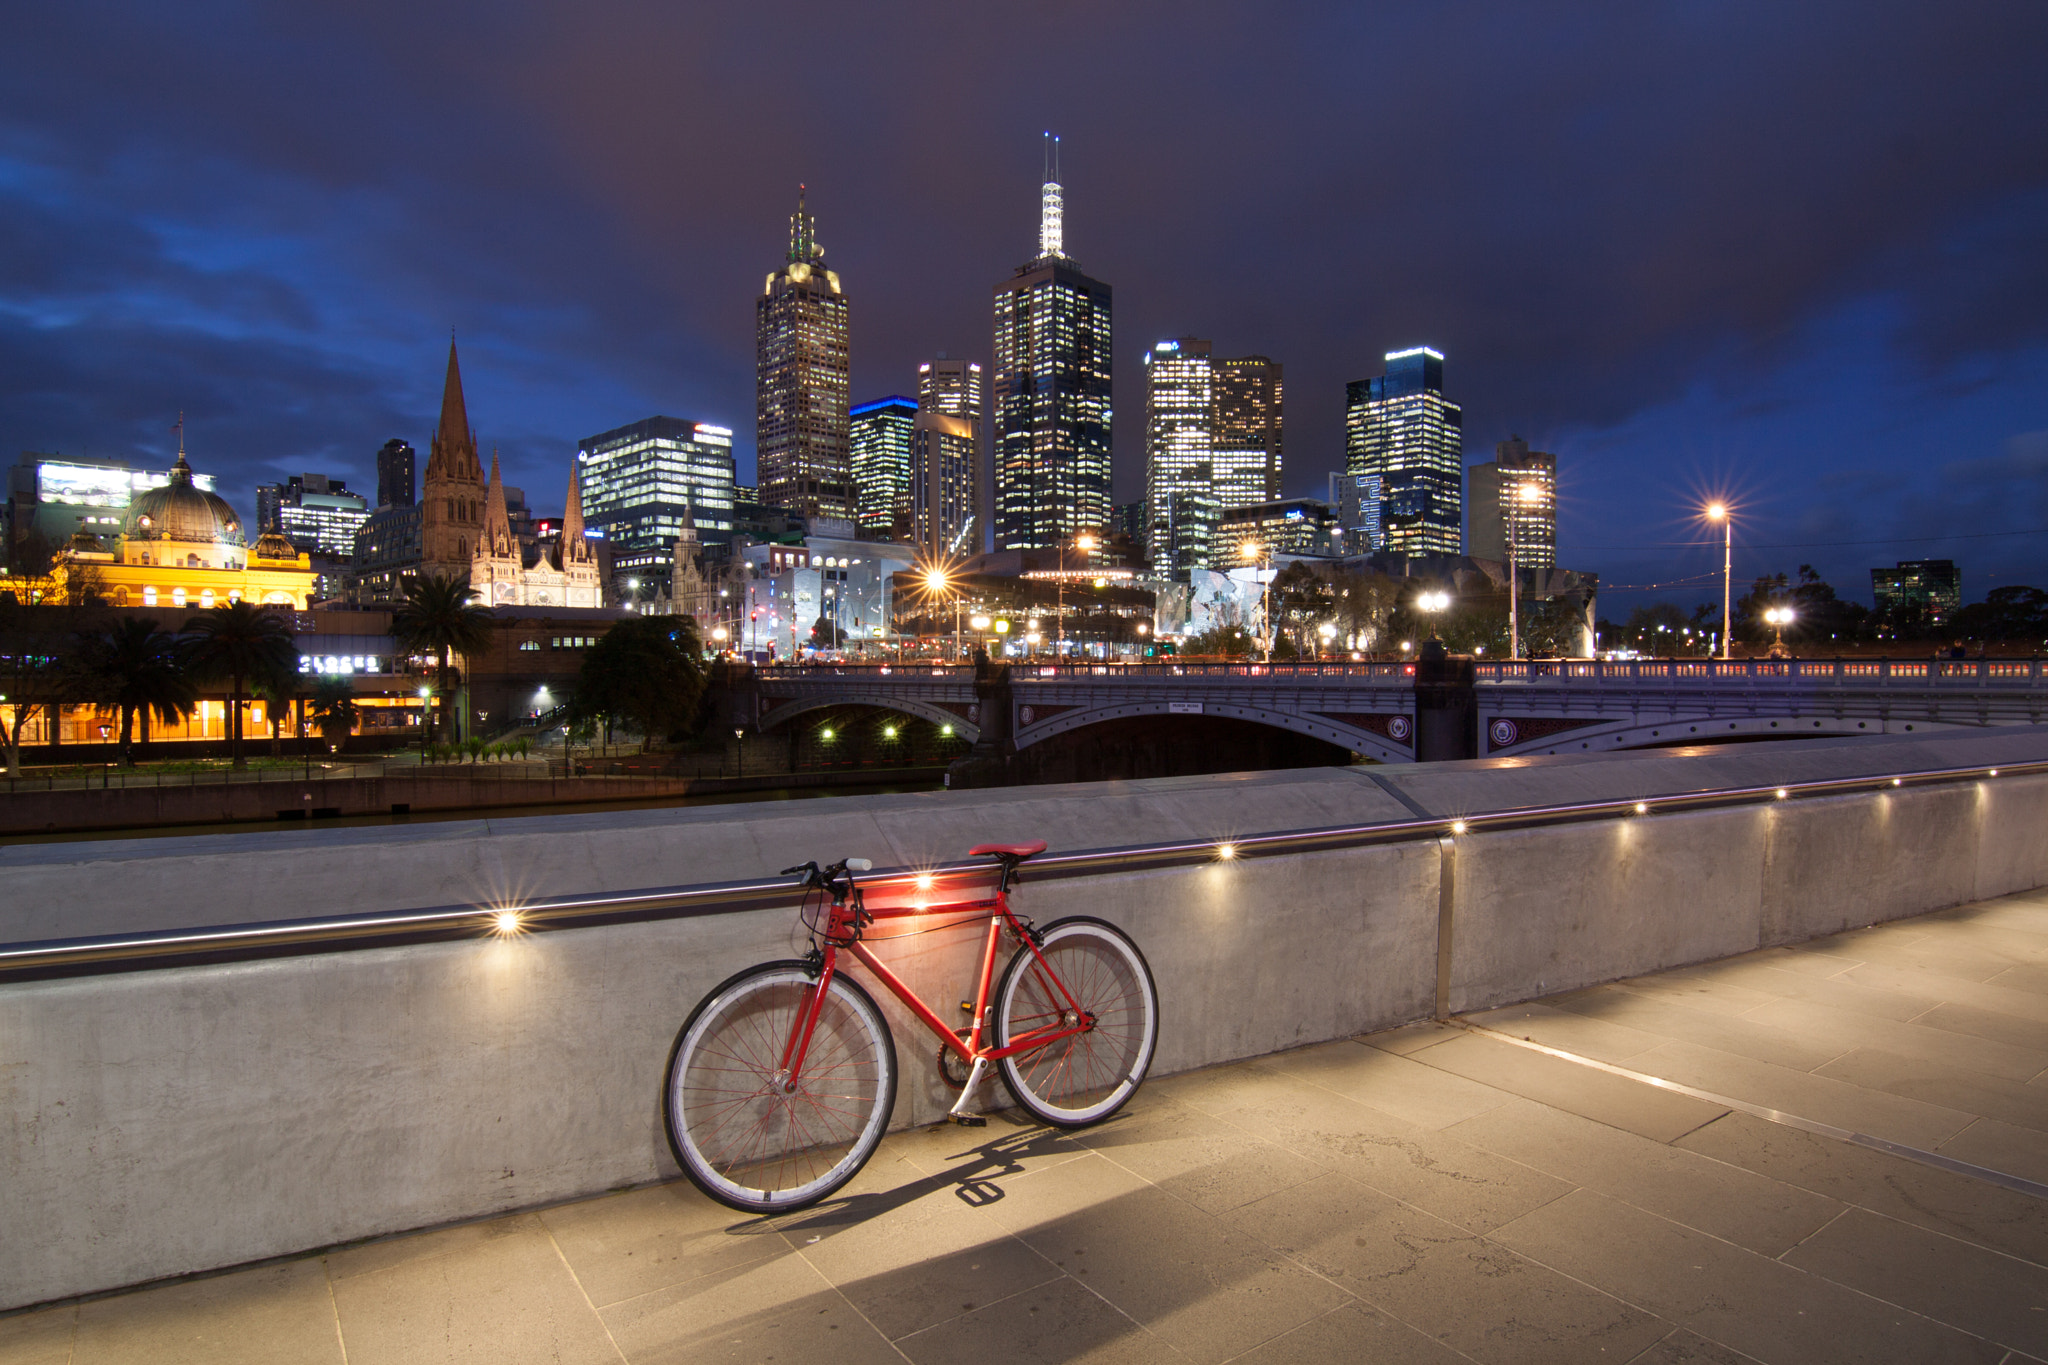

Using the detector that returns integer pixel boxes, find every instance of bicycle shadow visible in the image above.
[749,1114,1123,1237]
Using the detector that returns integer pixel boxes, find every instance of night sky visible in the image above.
[5,2,2046,612]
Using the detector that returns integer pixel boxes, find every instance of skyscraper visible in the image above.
[377,439,416,509]
[1143,339,1216,573]
[272,473,371,559]
[1343,347,1464,558]
[1465,436,1557,567]
[1142,340,1285,572]
[576,417,739,552]
[1213,354,1283,509]
[912,412,977,559]
[756,187,852,524]
[992,135,1112,550]
[849,396,917,540]
[919,358,984,550]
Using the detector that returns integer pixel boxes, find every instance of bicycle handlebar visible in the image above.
[780,857,874,890]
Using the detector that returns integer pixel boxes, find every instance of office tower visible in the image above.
[377,439,416,508]
[992,134,1112,550]
[1219,498,1341,558]
[1142,341,1286,572]
[756,186,852,523]
[1465,436,1557,567]
[1213,354,1283,508]
[1343,347,1464,558]
[849,396,917,540]
[919,358,984,550]
[254,483,284,534]
[1143,339,1216,573]
[576,417,739,554]
[911,412,977,558]
[273,473,371,559]
[1872,560,1962,624]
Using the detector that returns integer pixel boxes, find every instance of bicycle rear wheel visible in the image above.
[993,917,1159,1127]
[664,962,897,1213]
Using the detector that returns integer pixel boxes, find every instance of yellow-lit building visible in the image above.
[53,448,315,610]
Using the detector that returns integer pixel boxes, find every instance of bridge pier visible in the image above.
[945,656,1016,789]
[1416,644,1478,762]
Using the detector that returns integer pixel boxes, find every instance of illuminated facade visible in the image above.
[849,396,916,540]
[1344,347,1464,557]
[992,141,1112,550]
[1465,436,1557,568]
[1219,498,1341,558]
[919,358,984,548]
[577,417,738,552]
[1143,342,1284,572]
[912,412,977,558]
[7,452,222,551]
[51,443,315,610]
[757,187,853,522]
[1872,559,1962,624]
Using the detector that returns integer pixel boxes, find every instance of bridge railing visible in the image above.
[1473,657,2046,687]
[757,660,1421,681]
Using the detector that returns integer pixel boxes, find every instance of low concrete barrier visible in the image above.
[4,728,2046,1310]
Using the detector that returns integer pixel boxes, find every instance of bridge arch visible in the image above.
[757,694,980,742]
[1483,710,1988,758]
[1016,699,1415,766]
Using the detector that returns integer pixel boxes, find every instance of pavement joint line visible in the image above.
[1450,1019,2048,1202]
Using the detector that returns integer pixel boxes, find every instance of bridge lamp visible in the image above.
[883,725,897,739]
[940,724,953,736]
[970,614,991,631]
[821,727,836,742]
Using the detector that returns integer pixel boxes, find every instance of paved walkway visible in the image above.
[8,889,2048,1364]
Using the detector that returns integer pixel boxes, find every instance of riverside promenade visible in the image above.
[7,884,2046,1364]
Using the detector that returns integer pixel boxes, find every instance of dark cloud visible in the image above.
[4,0,2046,598]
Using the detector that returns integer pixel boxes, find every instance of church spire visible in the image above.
[558,469,593,566]
[480,449,514,558]
[429,337,481,480]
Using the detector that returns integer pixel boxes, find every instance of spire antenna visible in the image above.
[1038,132,1065,260]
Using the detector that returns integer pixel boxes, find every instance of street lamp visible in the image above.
[1240,539,1273,662]
[1057,532,1098,660]
[1416,589,1452,648]
[1705,503,1732,661]
[918,560,962,662]
[1507,482,1543,661]
[1765,604,1795,657]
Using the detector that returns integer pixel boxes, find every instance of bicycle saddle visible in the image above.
[970,840,1047,860]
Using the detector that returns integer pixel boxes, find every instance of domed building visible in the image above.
[53,443,315,611]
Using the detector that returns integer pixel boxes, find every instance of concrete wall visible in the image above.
[4,730,2048,1310]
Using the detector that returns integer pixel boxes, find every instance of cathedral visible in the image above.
[419,340,602,609]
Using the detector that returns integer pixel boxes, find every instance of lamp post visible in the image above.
[1506,481,1542,661]
[1765,604,1795,658]
[1706,503,1732,661]
[1417,589,1452,647]
[1057,533,1098,661]
[1239,539,1273,661]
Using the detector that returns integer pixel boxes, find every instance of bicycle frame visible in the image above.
[780,876,1095,1088]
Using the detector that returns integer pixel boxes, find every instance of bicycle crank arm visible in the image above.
[948,1057,990,1126]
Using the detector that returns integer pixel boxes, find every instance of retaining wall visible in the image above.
[4,729,2047,1310]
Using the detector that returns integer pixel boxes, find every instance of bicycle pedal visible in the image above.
[950,1114,988,1128]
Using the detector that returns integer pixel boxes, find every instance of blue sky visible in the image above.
[4,1,2044,611]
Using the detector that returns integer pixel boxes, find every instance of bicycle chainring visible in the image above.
[937,1030,974,1088]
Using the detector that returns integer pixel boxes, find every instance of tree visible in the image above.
[309,677,360,746]
[571,615,708,742]
[180,602,299,768]
[1183,624,1254,657]
[1948,586,2048,648]
[250,662,306,758]
[1733,566,1868,652]
[391,573,494,744]
[74,616,197,765]
[0,598,80,774]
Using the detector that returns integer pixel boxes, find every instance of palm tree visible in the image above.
[392,573,495,745]
[180,602,299,769]
[250,663,305,759]
[309,676,360,747]
[75,616,198,766]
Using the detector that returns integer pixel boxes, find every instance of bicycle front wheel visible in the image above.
[664,962,897,1214]
[994,917,1159,1127]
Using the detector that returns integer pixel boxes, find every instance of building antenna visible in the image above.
[1038,132,1064,259]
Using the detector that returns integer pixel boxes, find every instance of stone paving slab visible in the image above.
[8,886,2048,1364]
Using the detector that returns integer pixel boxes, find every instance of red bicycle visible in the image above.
[663,841,1159,1213]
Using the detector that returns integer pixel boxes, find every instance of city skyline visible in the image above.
[3,5,2045,610]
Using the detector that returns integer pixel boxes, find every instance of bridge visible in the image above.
[743,655,2048,765]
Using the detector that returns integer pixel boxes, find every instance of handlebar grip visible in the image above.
[846,858,872,872]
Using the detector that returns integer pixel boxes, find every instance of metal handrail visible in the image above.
[754,657,2046,686]
[3,754,2041,984]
